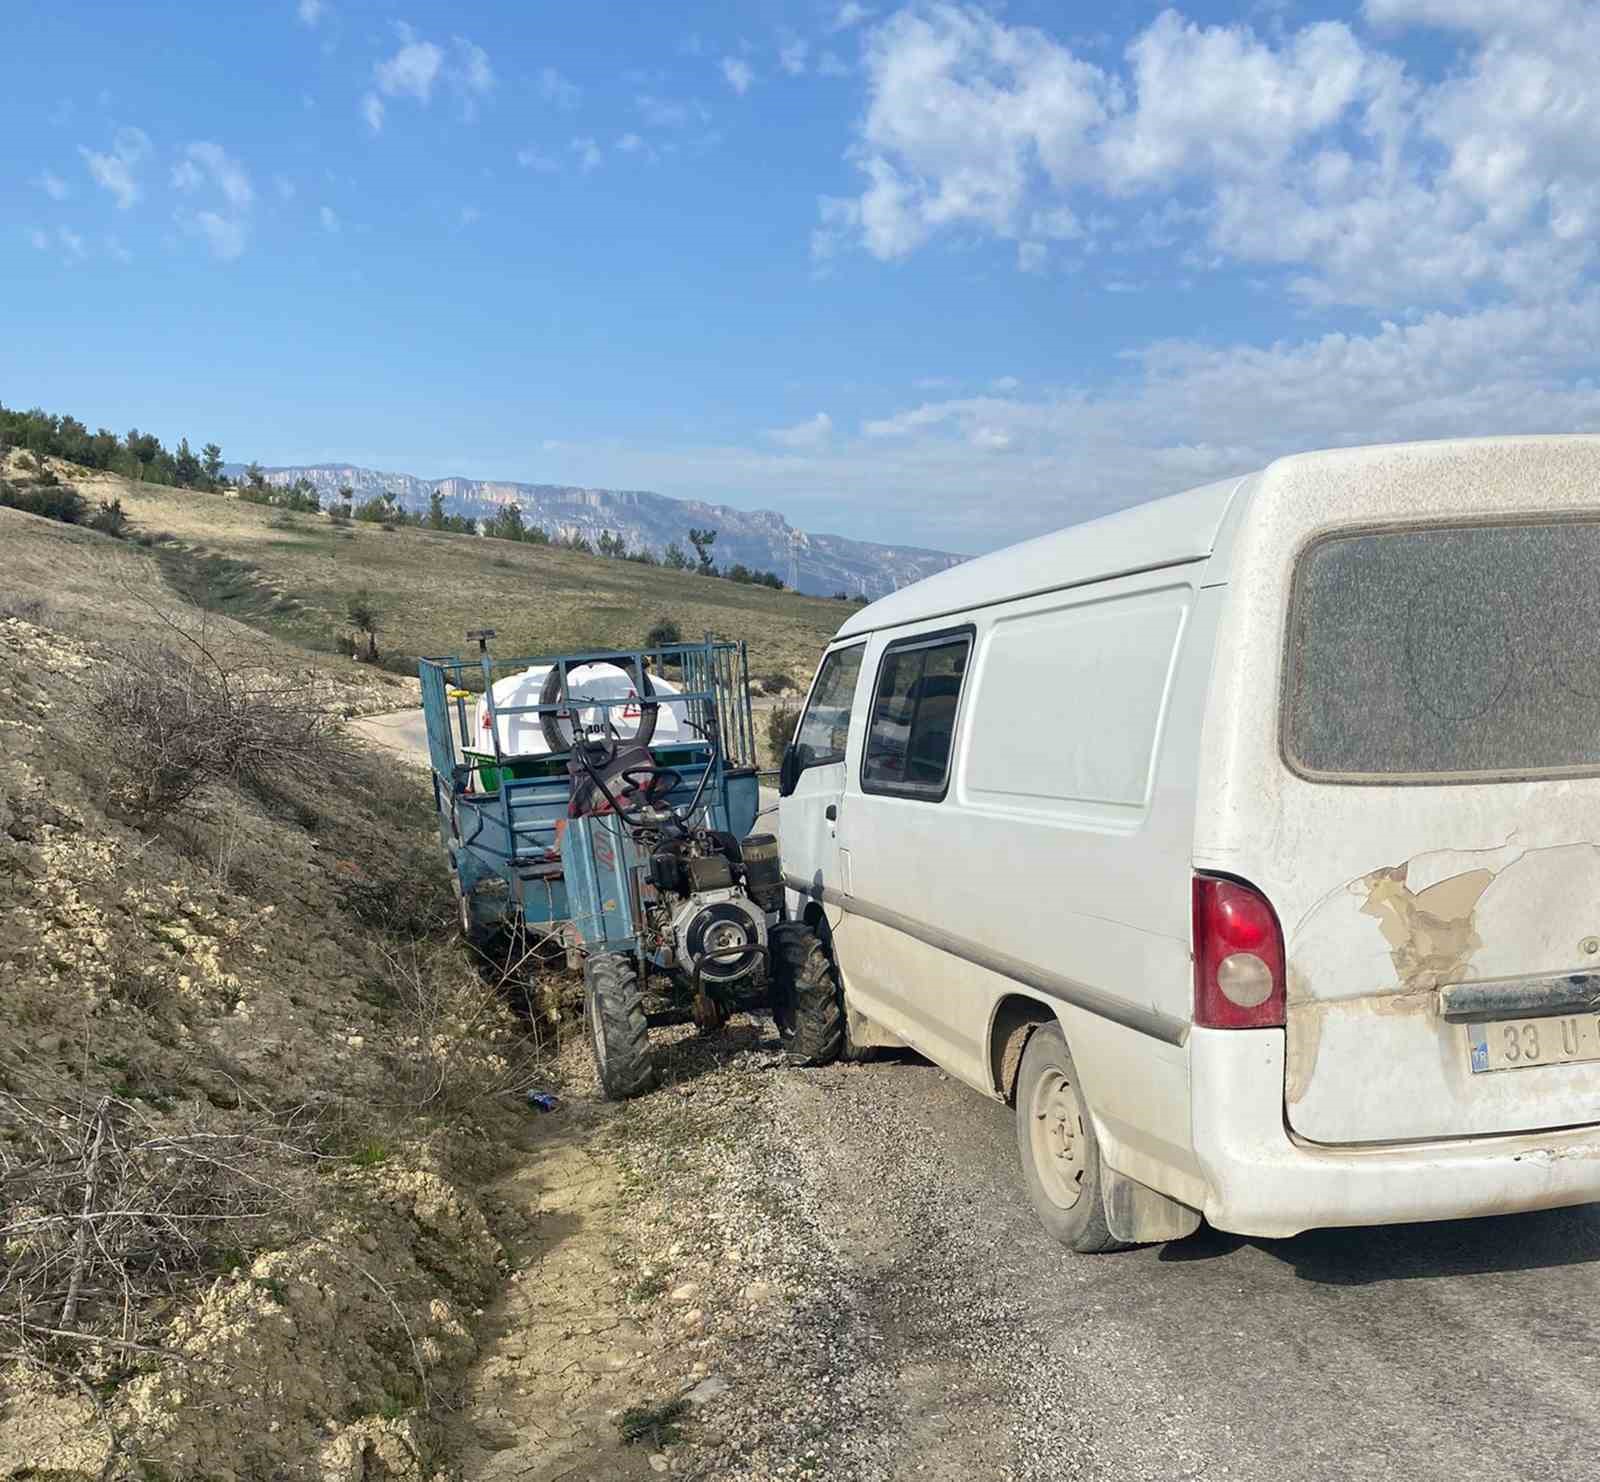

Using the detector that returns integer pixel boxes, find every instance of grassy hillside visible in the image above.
[40,457,846,686]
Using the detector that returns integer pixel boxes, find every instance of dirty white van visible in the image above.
[773,437,1600,1250]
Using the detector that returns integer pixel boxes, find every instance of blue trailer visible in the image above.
[418,634,827,1097]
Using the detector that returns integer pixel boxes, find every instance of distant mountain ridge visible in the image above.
[229,462,965,600]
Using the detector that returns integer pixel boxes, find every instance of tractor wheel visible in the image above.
[585,955,657,1101]
[770,923,844,1066]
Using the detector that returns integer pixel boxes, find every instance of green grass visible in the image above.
[75,468,844,682]
[619,1397,690,1447]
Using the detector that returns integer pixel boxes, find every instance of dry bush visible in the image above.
[1,595,52,624]
[766,697,800,757]
[0,1091,316,1357]
[378,940,559,1119]
[86,625,353,822]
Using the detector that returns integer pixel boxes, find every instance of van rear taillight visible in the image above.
[1193,874,1286,1030]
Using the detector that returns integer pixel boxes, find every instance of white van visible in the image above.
[772,436,1600,1250]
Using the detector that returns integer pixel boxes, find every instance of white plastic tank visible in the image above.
[469,661,686,759]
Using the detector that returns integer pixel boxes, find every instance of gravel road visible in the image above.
[611,1035,1600,1482]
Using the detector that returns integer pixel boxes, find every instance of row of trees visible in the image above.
[1,403,225,491]
[479,513,785,588]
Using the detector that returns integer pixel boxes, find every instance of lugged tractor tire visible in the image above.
[770,922,845,1067]
[584,954,657,1101]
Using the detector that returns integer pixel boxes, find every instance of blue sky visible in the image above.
[8,1,1600,554]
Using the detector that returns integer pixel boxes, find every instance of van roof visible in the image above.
[834,434,1600,640]
[836,473,1246,639]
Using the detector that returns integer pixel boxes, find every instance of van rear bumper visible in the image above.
[1190,1027,1600,1238]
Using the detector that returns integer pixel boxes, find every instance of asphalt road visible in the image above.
[758,1052,1600,1482]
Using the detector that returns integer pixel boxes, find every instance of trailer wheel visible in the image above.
[770,923,844,1066]
[585,954,657,1101]
[1014,1023,1126,1254]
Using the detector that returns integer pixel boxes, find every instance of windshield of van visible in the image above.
[1284,520,1600,782]
[793,643,864,769]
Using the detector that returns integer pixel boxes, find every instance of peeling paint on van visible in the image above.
[1284,839,1600,1138]
[1360,864,1493,995]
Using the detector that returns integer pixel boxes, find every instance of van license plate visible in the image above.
[1468,1016,1600,1073]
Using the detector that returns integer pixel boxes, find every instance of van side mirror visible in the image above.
[778,745,799,798]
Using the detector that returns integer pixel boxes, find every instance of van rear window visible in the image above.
[1284,520,1600,782]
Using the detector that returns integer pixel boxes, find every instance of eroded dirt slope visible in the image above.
[0,607,532,1480]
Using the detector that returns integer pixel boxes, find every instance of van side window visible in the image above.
[793,644,865,770]
[862,633,971,799]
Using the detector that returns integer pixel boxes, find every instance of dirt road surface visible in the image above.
[351,705,432,763]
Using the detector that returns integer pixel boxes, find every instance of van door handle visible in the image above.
[825,804,837,822]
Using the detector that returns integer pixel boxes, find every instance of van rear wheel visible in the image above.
[1015,1023,1125,1254]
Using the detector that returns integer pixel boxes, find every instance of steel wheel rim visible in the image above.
[1029,1067,1086,1210]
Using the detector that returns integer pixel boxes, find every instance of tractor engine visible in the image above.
[645,832,783,989]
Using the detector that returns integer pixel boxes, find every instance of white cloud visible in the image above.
[79,126,149,209]
[296,0,324,26]
[767,412,834,450]
[57,226,86,261]
[839,7,1112,259]
[452,37,495,113]
[636,94,707,129]
[616,132,644,153]
[368,30,493,126]
[1017,241,1046,272]
[536,292,1600,552]
[181,141,254,207]
[832,2,873,31]
[817,50,851,78]
[821,3,1600,310]
[722,57,755,96]
[572,136,603,173]
[189,209,248,260]
[36,171,69,201]
[539,67,580,109]
[375,37,442,102]
[320,204,339,233]
[164,142,254,257]
[989,376,1021,393]
[778,35,809,75]
[517,145,559,171]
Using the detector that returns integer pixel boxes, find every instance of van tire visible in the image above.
[770,923,844,1066]
[585,955,656,1101]
[1014,1023,1126,1254]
